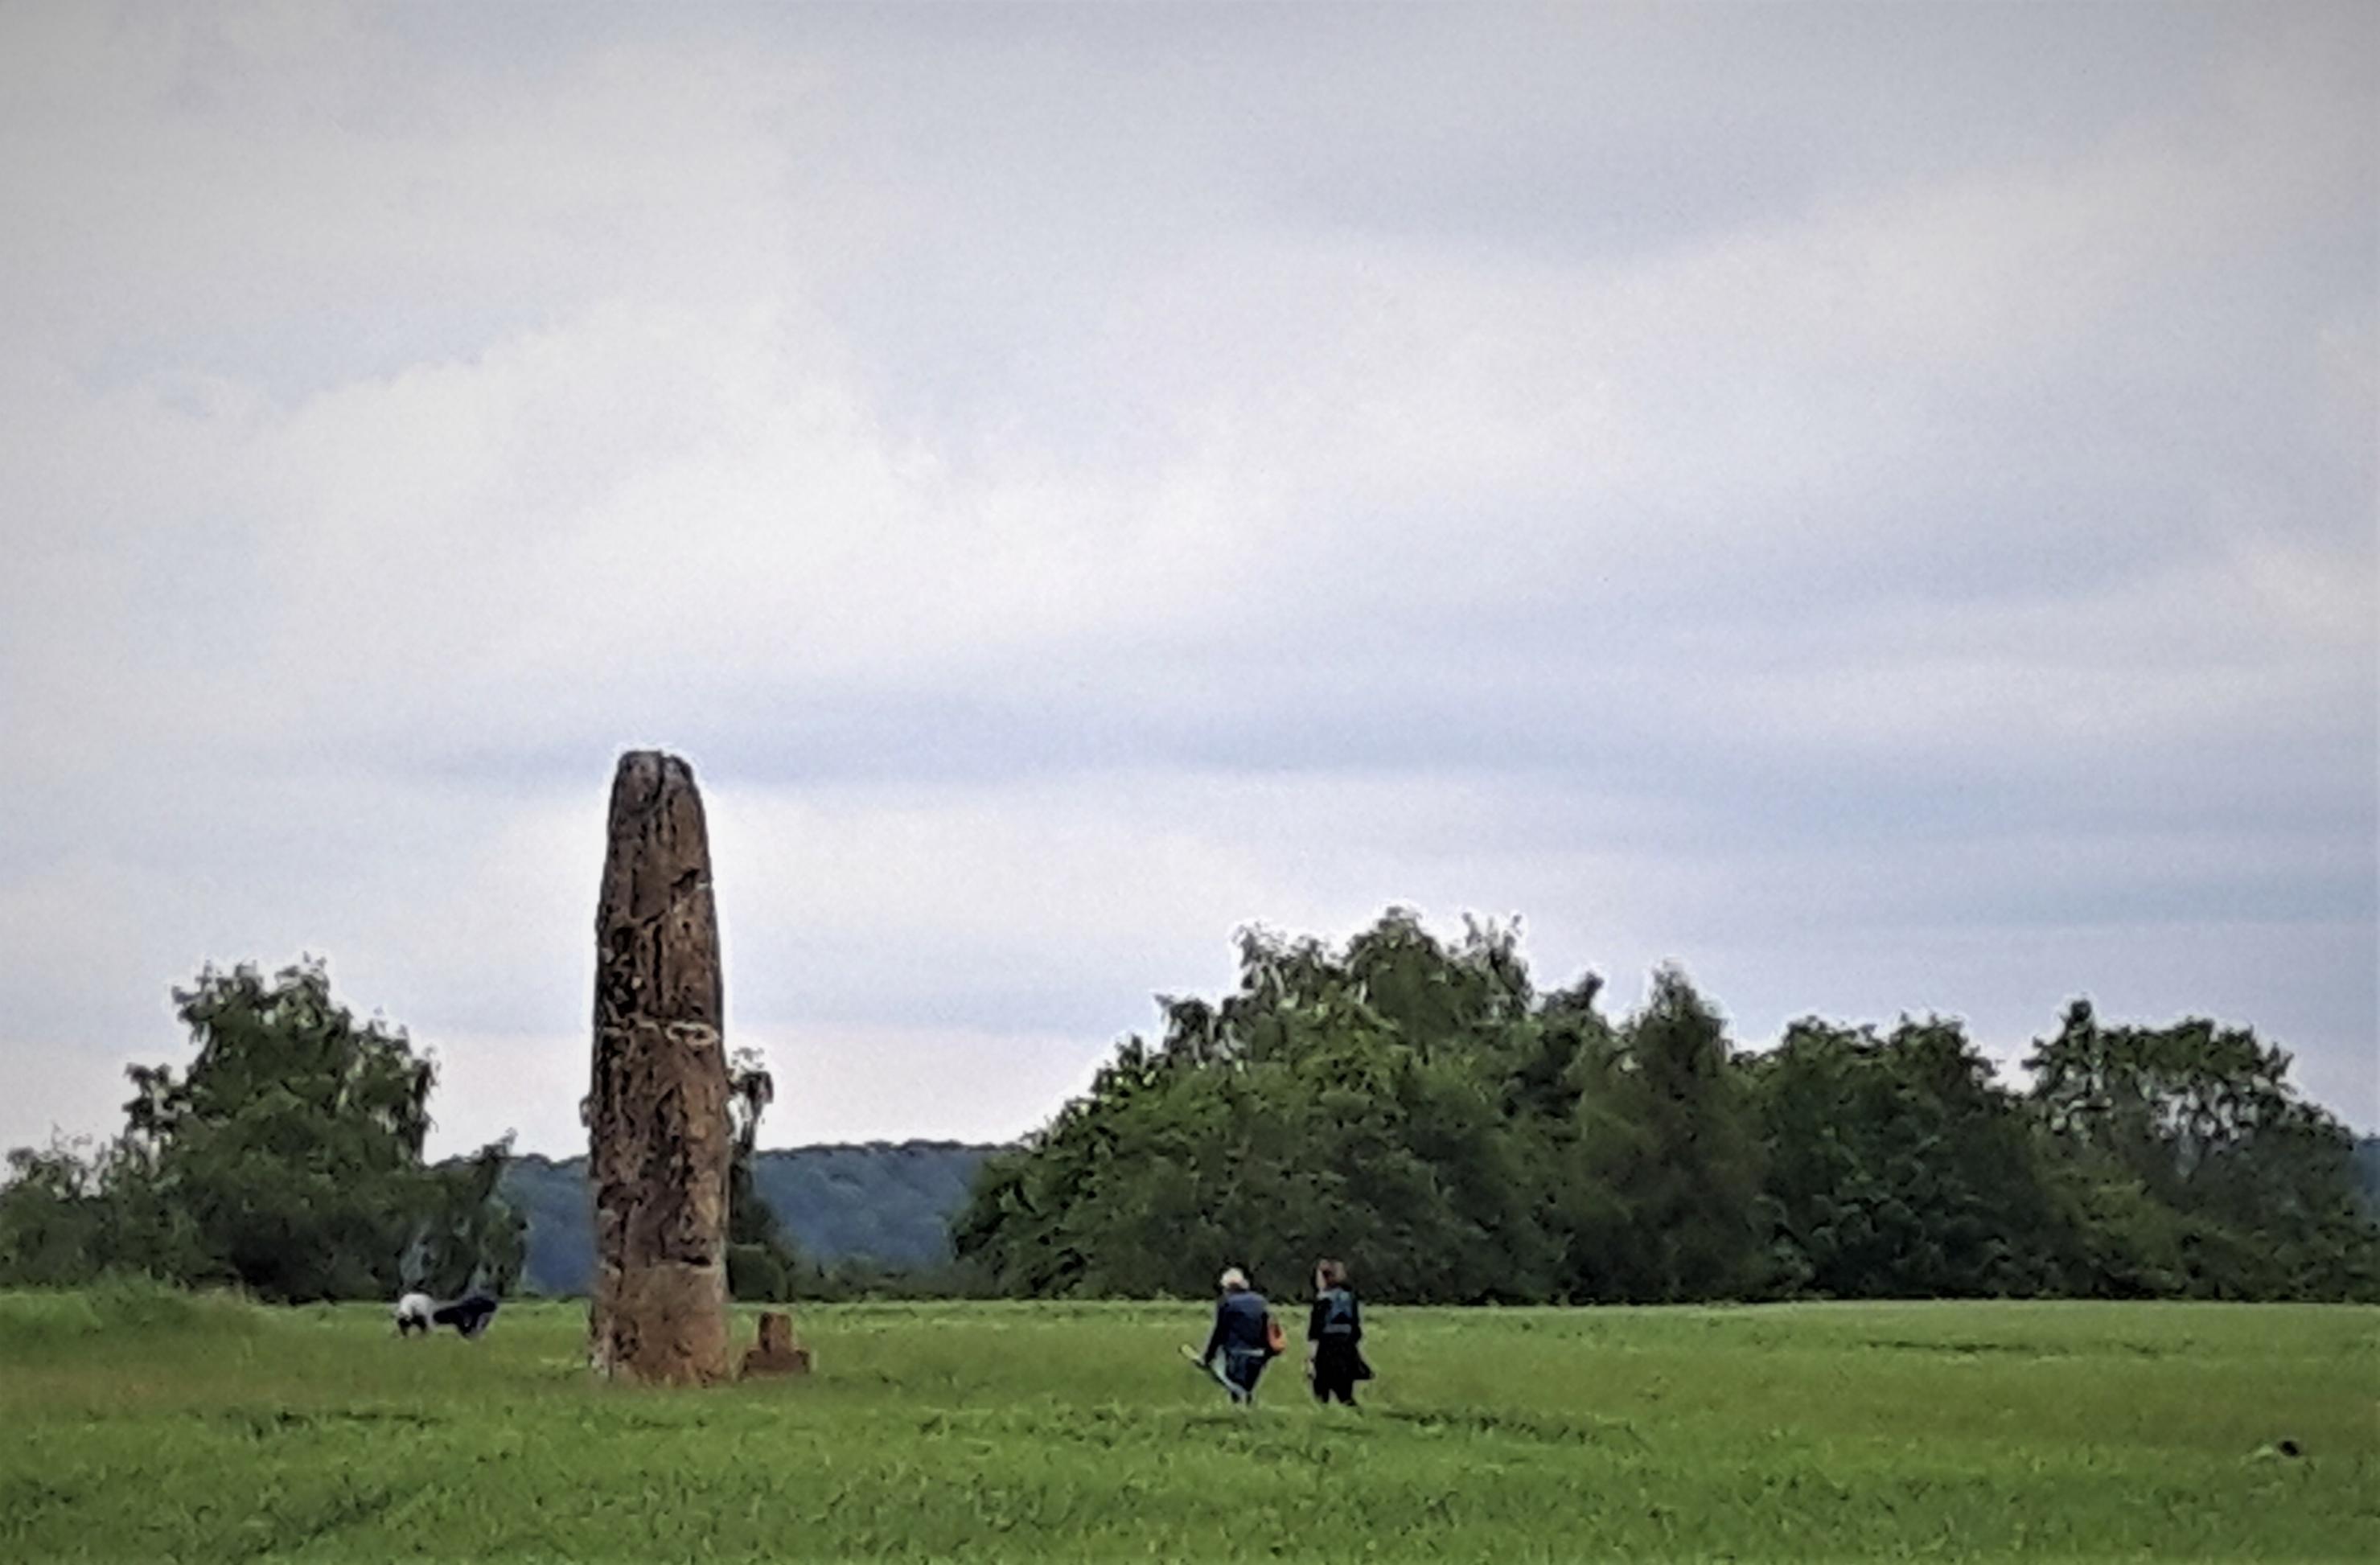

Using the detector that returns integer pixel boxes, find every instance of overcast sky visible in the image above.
[2,2,2373,1161]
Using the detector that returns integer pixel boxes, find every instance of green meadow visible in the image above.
[2,1288,2373,1561]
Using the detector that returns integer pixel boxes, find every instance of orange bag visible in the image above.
[1265,1314,1288,1355]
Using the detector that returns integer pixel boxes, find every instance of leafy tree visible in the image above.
[726,1046,801,1300]
[0,1140,117,1287]
[2026,1001,2377,1299]
[0,1130,205,1289]
[964,914,1642,1303]
[1568,968,1768,1300]
[408,1136,527,1299]
[1757,1018,2066,1297]
[1519,979,1639,1297]
[956,913,2370,1306]
[0,960,521,1301]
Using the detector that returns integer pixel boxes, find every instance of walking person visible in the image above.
[1306,1258,1370,1407]
[1194,1267,1280,1405]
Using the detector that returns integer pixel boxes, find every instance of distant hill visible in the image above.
[499,1141,1000,1296]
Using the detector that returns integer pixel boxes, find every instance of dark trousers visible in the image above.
[1221,1347,1269,1401]
[1312,1338,1363,1405]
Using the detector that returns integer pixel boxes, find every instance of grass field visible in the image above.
[1,1287,2373,1561]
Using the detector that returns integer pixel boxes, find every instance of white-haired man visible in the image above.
[1194,1267,1279,1404]
[393,1292,434,1337]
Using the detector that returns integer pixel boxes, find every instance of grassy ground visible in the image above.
[0,1286,2373,1561]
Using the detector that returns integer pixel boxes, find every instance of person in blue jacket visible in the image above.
[1196,1267,1277,1403]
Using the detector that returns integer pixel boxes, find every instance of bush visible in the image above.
[727,1243,790,1302]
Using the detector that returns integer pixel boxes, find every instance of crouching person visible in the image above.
[1198,1267,1280,1405]
[393,1292,434,1337]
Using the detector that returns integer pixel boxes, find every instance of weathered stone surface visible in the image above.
[740,1309,813,1378]
[587,751,732,1386]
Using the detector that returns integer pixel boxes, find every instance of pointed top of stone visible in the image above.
[595,749,719,1028]
[609,748,700,809]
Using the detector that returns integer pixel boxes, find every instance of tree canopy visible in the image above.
[7,924,2372,1308]
[0,960,523,1301]
[956,910,2378,1304]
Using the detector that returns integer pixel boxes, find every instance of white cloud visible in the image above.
[0,1,2370,1156]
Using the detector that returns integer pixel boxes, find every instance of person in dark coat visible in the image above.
[1306,1258,1368,1407]
[1197,1267,1276,1403]
[429,1292,499,1339]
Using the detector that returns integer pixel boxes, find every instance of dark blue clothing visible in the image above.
[1201,1290,1272,1362]
[1200,1290,1274,1400]
[430,1293,499,1338]
[1307,1288,1362,1345]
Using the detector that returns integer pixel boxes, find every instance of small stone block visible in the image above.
[742,1310,813,1378]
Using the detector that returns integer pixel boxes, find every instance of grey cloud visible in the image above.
[0,2,2370,1156]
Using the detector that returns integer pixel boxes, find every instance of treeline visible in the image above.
[0,954,987,1305]
[0,963,524,1301]
[956,911,2380,1304]
[8,932,2374,1308]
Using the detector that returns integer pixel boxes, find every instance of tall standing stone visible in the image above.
[587,750,732,1385]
